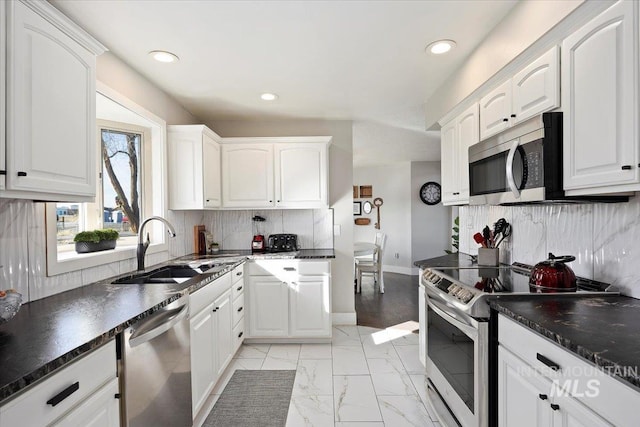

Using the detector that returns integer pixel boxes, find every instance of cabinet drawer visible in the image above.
[499,314,640,426]
[0,340,116,427]
[190,273,231,314]
[248,260,329,276]
[233,293,245,326]
[232,279,245,301]
[233,319,245,352]
[231,264,244,284]
[51,378,120,427]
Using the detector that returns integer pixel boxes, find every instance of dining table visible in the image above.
[354,241,378,257]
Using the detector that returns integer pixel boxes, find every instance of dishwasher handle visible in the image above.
[129,301,189,348]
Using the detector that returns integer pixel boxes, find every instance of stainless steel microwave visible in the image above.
[469,112,563,205]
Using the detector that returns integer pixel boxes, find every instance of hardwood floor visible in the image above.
[355,272,420,329]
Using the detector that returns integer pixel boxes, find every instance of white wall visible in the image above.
[353,163,412,274]
[410,162,451,274]
[210,119,355,323]
[424,0,588,128]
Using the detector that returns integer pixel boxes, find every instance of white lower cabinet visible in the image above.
[247,260,331,339]
[188,272,233,419]
[52,378,120,427]
[498,314,637,426]
[248,277,290,337]
[213,290,233,379]
[0,341,118,427]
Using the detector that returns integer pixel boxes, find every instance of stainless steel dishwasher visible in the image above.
[120,294,192,426]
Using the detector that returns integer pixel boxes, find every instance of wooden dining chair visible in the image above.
[356,233,387,293]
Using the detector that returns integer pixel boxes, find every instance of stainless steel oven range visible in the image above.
[421,263,617,427]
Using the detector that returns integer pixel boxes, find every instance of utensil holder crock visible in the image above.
[478,248,500,266]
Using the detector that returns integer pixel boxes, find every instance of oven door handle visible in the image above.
[427,298,478,339]
[506,139,521,199]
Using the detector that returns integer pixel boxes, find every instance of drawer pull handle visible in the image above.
[236,272,243,276]
[536,353,560,371]
[510,114,516,118]
[622,165,632,170]
[236,286,243,291]
[539,394,548,401]
[238,331,244,338]
[47,382,79,407]
[237,306,243,312]
[17,171,27,177]
[0,170,5,175]
[503,118,509,122]
[550,403,560,411]
[283,267,296,272]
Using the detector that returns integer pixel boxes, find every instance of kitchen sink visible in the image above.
[112,263,219,285]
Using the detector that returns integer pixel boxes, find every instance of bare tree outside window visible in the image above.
[101,130,142,233]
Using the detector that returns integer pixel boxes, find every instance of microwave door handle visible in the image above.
[506,139,521,199]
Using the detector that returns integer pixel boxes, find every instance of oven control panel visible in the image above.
[422,269,478,304]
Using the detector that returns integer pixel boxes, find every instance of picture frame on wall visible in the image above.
[353,201,362,215]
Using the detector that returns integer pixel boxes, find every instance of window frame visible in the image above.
[45,81,169,276]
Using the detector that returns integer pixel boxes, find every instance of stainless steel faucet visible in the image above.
[137,216,177,271]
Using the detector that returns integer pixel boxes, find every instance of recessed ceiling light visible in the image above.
[149,50,179,63]
[260,93,278,101]
[426,40,457,55]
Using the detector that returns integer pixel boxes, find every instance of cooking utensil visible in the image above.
[529,253,577,293]
[473,233,486,248]
[494,223,512,247]
[482,226,491,248]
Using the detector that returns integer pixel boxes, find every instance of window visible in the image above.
[55,122,147,254]
[46,83,168,276]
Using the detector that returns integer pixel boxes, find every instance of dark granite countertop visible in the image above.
[489,295,640,390]
[413,253,477,269]
[0,249,333,402]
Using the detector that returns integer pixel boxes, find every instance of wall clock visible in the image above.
[419,182,441,205]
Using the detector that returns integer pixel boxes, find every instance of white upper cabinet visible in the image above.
[222,143,275,208]
[562,0,638,192]
[512,46,560,125]
[480,46,559,141]
[4,1,106,201]
[168,125,222,210]
[480,79,512,140]
[441,103,478,206]
[274,143,328,208]
[222,137,331,209]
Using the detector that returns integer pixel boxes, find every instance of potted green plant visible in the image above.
[74,229,120,253]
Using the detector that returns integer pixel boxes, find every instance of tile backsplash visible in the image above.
[0,198,333,302]
[459,197,640,299]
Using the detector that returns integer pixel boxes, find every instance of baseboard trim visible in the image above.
[332,312,357,325]
[383,265,413,275]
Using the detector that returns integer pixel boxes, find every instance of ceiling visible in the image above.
[52,1,517,127]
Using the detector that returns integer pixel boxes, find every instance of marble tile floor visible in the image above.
[209,326,440,427]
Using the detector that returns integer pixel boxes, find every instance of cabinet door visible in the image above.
[512,46,560,124]
[480,80,512,140]
[274,143,328,208]
[562,0,638,190]
[7,1,96,198]
[289,276,330,337]
[455,103,479,202]
[203,133,221,208]
[0,2,6,190]
[190,304,216,416]
[552,393,613,427]
[52,378,120,427]
[214,290,233,378]
[222,144,274,207]
[440,120,458,205]
[168,131,204,210]
[248,277,288,337]
[498,346,553,427]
